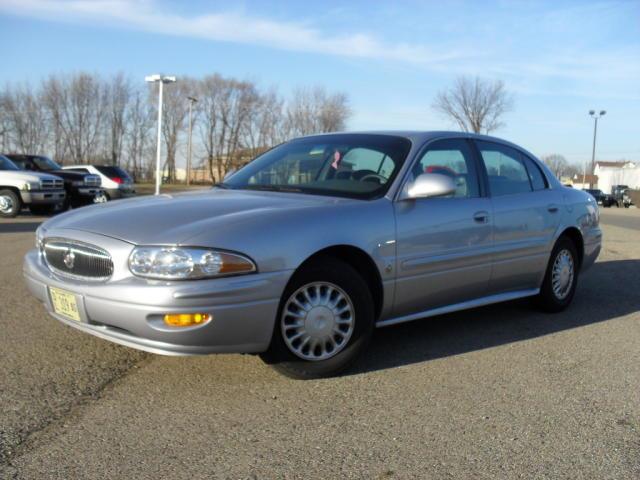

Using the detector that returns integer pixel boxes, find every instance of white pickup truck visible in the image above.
[0,155,66,217]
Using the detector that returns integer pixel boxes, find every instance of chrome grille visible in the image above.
[41,179,64,190]
[43,239,113,281]
[83,175,101,187]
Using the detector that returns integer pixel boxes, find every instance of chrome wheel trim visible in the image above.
[93,193,108,204]
[0,194,14,214]
[551,249,574,300]
[281,281,355,361]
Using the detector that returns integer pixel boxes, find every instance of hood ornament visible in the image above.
[63,249,75,269]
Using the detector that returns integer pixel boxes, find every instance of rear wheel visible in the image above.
[260,257,374,379]
[535,236,579,312]
[0,189,22,218]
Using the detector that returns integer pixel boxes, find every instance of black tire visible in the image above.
[260,256,375,379]
[0,189,22,218]
[535,236,579,312]
[29,204,57,216]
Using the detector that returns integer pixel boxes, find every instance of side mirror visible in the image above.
[401,173,456,200]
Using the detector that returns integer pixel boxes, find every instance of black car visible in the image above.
[5,154,105,210]
[611,185,634,208]
[584,188,615,207]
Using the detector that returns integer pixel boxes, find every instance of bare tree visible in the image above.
[285,87,350,137]
[42,73,107,163]
[243,88,286,157]
[541,154,569,178]
[198,76,261,181]
[160,79,195,181]
[104,73,131,166]
[198,74,224,182]
[0,84,49,154]
[432,76,513,134]
[124,87,155,180]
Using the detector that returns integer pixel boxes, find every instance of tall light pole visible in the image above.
[588,109,606,188]
[186,96,198,186]
[145,74,177,195]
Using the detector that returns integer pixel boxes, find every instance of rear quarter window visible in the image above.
[522,156,548,191]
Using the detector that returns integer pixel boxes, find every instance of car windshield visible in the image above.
[0,155,20,171]
[33,156,62,171]
[221,134,412,199]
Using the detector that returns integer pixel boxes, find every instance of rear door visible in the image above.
[474,140,562,293]
[392,138,493,317]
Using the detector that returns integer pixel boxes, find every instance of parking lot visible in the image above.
[1,208,638,479]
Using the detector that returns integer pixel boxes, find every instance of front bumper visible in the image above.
[20,190,66,205]
[105,187,136,199]
[69,187,103,205]
[23,249,291,355]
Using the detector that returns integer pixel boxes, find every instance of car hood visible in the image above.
[1,171,62,183]
[43,188,353,245]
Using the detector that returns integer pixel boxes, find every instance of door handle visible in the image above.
[547,204,559,213]
[473,211,489,223]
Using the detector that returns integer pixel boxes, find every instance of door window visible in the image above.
[412,138,480,198]
[476,141,532,196]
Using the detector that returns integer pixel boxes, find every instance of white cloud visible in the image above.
[0,0,461,65]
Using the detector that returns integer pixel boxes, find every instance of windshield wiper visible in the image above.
[244,185,303,193]
[214,182,233,189]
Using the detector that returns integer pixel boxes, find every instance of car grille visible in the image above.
[84,175,101,187]
[41,179,64,190]
[43,239,113,281]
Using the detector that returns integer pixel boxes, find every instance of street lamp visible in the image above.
[588,109,606,188]
[186,96,198,186]
[145,74,177,195]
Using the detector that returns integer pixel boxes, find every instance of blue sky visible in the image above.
[0,0,638,165]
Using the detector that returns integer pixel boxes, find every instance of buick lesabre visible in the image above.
[23,132,602,378]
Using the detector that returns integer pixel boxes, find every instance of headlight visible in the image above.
[128,247,256,280]
[35,225,46,250]
[21,182,40,191]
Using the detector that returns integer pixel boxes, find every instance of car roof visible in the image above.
[296,130,540,160]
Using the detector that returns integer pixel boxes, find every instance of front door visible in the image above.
[393,138,493,317]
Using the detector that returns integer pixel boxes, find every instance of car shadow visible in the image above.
[352,259,640,375]
[0,221,41,234]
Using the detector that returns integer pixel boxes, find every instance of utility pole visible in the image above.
[145,74,177,195]
[186,96,198,186]
[588,109,606,189]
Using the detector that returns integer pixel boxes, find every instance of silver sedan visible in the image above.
[23,132,602,379]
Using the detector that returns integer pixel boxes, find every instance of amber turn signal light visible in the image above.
[163,313,211,327]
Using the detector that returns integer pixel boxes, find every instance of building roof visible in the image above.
[595,161,635,168]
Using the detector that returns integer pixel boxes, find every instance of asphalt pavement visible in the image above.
[1,209,638,479]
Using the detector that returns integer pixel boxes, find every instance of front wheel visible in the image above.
[260,257,374,379]
[535,236,579,312]
[0,189,22,218]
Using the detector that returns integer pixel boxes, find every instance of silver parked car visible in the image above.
[24,132,602,378]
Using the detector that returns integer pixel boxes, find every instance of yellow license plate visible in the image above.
[49,287,81,322]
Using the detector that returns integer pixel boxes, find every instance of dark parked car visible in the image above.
[611,185,634,208]
[5,154,105,210]
[584,189,615,207]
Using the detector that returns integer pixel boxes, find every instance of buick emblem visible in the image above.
[63,249,75,269]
